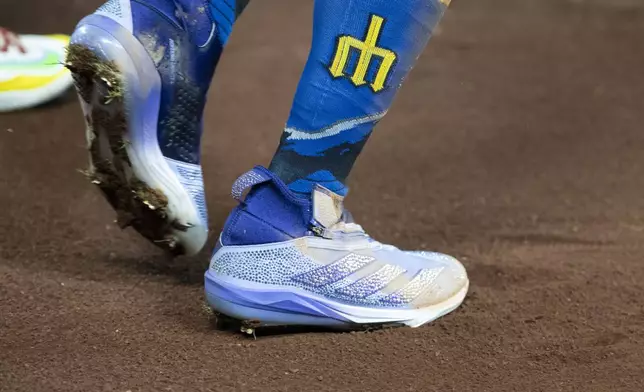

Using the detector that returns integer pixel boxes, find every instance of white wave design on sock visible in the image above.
[284,111,387,141]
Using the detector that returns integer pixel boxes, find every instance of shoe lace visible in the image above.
[0,28,26,53]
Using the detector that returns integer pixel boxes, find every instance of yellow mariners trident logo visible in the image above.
[328,14,397,93]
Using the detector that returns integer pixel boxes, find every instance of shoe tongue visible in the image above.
[312,185,344,228]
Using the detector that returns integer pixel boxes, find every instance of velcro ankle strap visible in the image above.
[231,168,271,201]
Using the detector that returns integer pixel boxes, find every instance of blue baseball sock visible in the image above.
[269,0,450,196]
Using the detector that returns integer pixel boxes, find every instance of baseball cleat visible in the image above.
[66,0,224,255]
[205,167,469,330]
[0,28,72,112]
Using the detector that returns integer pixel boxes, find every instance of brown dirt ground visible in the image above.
[2,0,644,391]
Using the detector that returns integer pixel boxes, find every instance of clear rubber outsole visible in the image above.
[205,271,469,336]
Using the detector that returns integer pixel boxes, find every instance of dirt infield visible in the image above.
[2,0,644,391]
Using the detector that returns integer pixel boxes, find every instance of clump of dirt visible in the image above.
[131,179,169,212]
[65,44,123,104]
